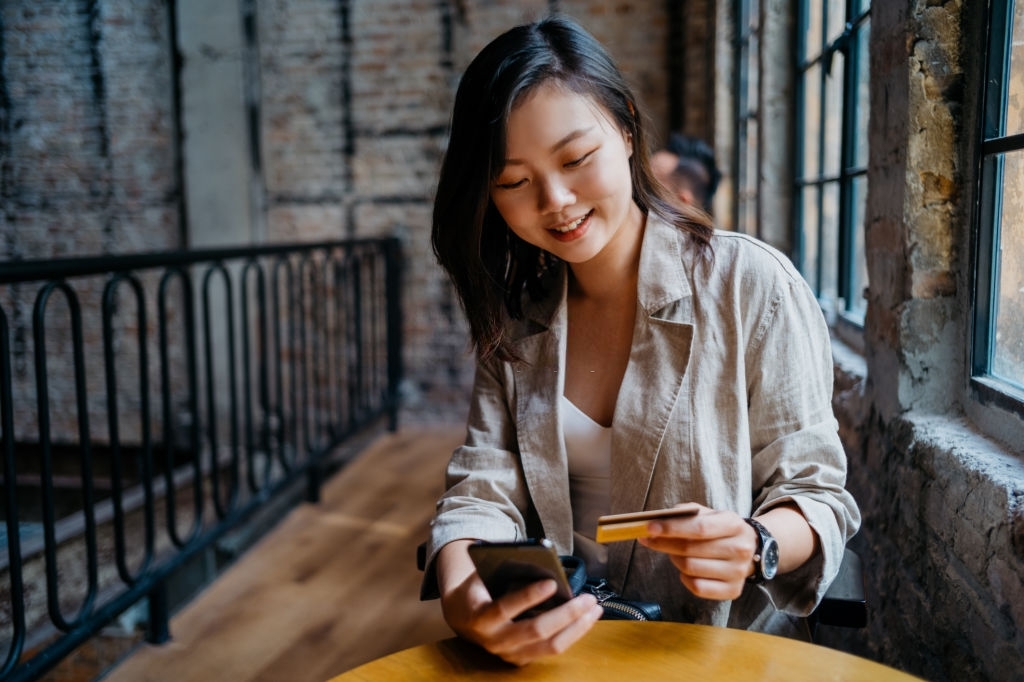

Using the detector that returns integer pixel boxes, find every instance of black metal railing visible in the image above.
[0,237,403,681]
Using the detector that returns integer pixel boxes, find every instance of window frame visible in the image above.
[970,0,1024,416]
[733,0,761,240]
[793,0,871,329]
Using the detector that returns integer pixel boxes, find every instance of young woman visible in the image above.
[423,15,860,666]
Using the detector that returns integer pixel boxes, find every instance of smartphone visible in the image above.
[468,539,574,616]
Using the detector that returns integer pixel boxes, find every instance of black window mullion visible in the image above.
[792,0,810,269]
[837,0,858,312]
[733,0,746,236]
[982,132,1024,156]
[815,3,830,299]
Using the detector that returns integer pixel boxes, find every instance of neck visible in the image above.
[568,208,646,301]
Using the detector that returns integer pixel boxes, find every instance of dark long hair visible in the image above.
[432,15,713,362]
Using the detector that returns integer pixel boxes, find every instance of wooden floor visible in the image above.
[102,425,462,682]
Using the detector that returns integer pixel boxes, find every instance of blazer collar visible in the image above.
[635,213,693,317]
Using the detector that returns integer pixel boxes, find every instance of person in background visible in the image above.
[423,14,860,667]
[651,132,721,212]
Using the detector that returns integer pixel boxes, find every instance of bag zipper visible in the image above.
[600,599,651,621]
[584,579,652,621]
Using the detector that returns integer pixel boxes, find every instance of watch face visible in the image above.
[762,537,780,579]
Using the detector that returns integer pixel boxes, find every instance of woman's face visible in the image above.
[490,83,641,265]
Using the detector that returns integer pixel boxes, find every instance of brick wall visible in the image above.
[1,1,675,428]
[1,1,180,258]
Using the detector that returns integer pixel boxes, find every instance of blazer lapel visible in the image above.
[606,216,696,585]
[508,274,575,555]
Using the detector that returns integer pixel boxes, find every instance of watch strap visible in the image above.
[744,517,773,584]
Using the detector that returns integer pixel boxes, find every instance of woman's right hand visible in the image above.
[435,540,604,666]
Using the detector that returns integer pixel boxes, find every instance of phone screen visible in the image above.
[468,539,574,616]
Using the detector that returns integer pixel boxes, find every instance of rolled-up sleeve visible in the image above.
[745,274,861,615]
[420,356,532,599]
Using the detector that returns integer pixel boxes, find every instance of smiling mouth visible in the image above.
[551,210,593,233]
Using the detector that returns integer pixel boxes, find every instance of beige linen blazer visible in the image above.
[423,215,861,632]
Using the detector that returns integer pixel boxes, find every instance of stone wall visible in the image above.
[827,2,1024,681]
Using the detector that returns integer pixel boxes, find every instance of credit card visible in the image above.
[595,505,700,543]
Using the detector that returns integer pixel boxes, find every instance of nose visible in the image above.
[537,176,575,213]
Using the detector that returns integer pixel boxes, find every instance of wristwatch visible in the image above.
[744,518,779,583]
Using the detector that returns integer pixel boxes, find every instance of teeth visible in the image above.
[554,213,588,232]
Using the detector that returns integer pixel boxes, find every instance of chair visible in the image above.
[808,547,868,640]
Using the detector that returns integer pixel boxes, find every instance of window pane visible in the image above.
[1008,1,1024,136]
[992,150,1024,388]
[801,186,820,292]
[820,181,840,304]
[802,65,822,178]
[848,175,869,321]
[853,21,871,168]
[826,0,846,44]
[803,1,824,61]
[823,52,845,177]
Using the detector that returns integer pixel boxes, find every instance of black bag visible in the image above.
[560,555,662,621]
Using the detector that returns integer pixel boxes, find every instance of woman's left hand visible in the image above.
[637,504,758,601]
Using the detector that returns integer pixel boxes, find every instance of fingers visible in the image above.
[638,508,759,601]
[487,579,561,624]
[668,555,751,600]
[448,576,602,667]
[678,573,747,601]
[486,594,603,666]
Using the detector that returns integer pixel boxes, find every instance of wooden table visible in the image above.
[330,621,921,681]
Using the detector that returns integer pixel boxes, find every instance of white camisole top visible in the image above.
[561,395,611,578]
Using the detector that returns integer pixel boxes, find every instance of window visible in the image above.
[794,1,870,325]
[973,0,1024,408]
[734,0,760,238]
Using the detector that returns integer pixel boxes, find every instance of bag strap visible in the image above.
[559,555,588,595]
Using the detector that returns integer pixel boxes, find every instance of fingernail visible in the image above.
[647,522,663,534]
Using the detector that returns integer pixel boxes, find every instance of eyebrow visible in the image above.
[503,126,594,166]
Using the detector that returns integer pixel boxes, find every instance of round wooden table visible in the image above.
[329,621,921,681]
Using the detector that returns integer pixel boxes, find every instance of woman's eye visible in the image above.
[495,179,526,190]
[564,153,591,168]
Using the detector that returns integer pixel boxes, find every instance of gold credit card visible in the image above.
[595,505,700,543]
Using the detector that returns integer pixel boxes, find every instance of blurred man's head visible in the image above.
[652,133,720,212]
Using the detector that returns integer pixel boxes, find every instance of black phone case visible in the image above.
[468,539,574,613]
